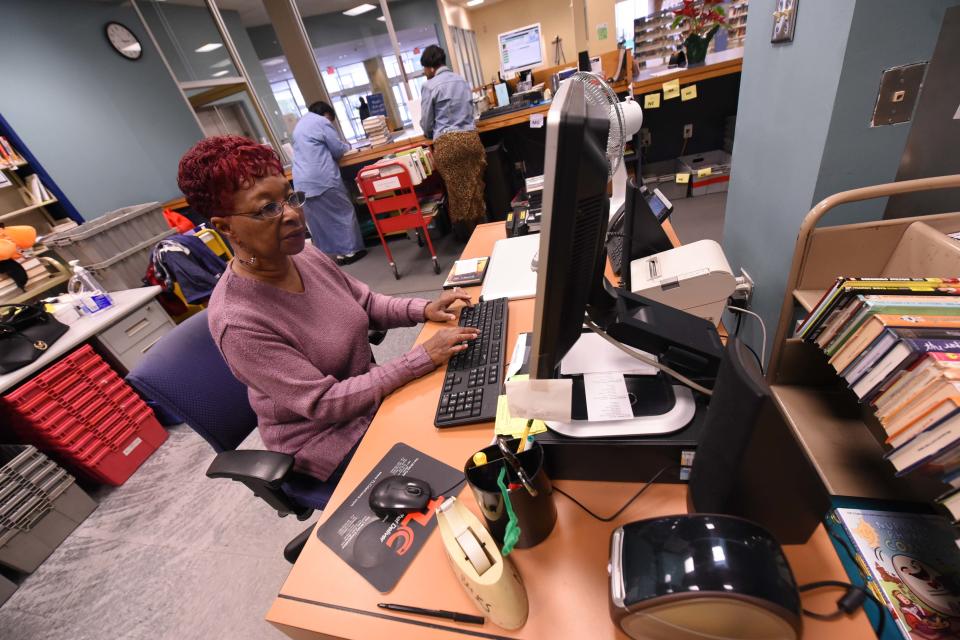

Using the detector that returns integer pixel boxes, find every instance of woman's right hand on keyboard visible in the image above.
[423,327,480,365]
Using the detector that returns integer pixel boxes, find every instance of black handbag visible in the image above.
[0,304,69,373]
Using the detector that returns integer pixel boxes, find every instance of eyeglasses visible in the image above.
[226,190,306,221]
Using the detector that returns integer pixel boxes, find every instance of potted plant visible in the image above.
[671,0,727,67]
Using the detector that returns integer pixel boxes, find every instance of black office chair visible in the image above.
[126,310,386,562]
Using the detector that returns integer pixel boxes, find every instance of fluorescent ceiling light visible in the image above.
[211,58,232,68]
[343,3,376,16]
[121,44,141,52]
[211,70,230,77]
[466,0,484,5]
[376,15,385,21]
[263,58,285,66]
[195,43,223,53]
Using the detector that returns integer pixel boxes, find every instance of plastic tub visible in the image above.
[84,228,175,291]
[41,203,168,264]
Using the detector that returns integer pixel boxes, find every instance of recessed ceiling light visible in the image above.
[466,0,484,6]
[195,43,223,53]
[376,15,385,21]
[343,3,376,16]
[211,58,232,68]
[263,59,285,66]
[211,70,229,77]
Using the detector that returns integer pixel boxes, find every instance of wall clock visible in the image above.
[105,22,143,60]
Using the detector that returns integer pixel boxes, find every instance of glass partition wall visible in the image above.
[134,0,484,154]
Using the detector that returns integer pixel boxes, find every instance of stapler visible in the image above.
[436,497,528,630]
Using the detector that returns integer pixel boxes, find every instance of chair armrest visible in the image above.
[206,450,295,487]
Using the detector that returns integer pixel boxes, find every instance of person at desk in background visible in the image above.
[419,45,487,241]
[292,101,367,266]
[177,135,479,483]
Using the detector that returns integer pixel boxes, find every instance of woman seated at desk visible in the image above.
[177,135,478,482]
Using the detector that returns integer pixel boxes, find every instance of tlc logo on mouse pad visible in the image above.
[316,442,465,593]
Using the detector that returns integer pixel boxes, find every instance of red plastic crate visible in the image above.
[1,345,167,485]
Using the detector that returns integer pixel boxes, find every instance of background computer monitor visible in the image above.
[529,79,611,379]
[498,23,545,76]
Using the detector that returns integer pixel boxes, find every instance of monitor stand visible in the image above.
[545,372,696,438]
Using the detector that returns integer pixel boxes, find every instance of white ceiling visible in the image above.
[144,0,403,27]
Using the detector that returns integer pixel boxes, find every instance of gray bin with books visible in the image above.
[84,228,175,291]
[41,202,169,265]
[0,445,97,574]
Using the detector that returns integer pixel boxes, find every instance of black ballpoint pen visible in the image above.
[377,603,485,625]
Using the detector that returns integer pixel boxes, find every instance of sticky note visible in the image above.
[675,173,690,184]
[681,84,698,101]
[494,395,548,438]
[662,78,681,100]
[643,93,661,109]
[529,113,544,128]
[697,167,713,177]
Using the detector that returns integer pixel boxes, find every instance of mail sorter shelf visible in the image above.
[764,176,960,529]
[772,338,946,503]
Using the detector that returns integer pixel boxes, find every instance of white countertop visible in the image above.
[0,286,161,394]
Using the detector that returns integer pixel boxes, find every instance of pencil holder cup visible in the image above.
[464,438,557,549]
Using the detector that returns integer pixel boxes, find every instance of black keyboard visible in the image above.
[478,101,534,120]
[434,298,509,427]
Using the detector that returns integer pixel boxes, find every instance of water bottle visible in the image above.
[67,260,113,314]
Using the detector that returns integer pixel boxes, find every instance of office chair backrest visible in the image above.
[126,310,257,452]
[688,337,770,514]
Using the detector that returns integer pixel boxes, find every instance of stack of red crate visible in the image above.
[1,345,167,485]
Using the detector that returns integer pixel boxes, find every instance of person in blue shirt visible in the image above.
[292,101,366,265]
[419,45,487,240]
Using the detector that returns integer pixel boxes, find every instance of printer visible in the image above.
[629,239,736,326]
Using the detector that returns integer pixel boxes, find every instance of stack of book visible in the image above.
[0,136,24,167]
[361,116,391,146]
[798,277,960,491]
[0,257,52,302]
[21,174,54,205]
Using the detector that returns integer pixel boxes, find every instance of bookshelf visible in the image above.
[633,10,682,68]
[765,174,960,540]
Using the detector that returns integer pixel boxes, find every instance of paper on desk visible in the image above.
[505,378,572,421]
[506,333,528,380]
[495,395,548,438]
[560,333,657,376]
[583,372,634,421]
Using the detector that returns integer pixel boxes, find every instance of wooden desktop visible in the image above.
[265,222,873,640]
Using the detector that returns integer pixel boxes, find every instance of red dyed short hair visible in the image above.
[177,135,283,218]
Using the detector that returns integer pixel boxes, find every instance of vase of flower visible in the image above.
[672,0,727,67]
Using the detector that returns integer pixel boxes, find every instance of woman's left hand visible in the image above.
[424,288,473,322]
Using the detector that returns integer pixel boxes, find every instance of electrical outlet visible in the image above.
[683,124,693,139]
[639,128,651,147]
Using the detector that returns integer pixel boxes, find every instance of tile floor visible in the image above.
[0,192,724,639]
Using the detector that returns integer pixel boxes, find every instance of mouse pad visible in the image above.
[315,442,465,593]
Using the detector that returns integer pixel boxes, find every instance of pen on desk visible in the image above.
[377,603,485,625]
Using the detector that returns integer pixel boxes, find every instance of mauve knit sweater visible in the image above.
[207,245,435,480]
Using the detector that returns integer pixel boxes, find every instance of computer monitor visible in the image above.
[529,78,611,380]
[498,23,545,76]
[529,78,724,389]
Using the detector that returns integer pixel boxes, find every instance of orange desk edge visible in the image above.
[265,222,872,640]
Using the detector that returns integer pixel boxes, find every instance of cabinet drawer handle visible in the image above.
[141,336,164,354]
[124,318,151,337]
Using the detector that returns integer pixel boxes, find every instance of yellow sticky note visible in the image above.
[494,395,548,438]
[681,84,698,101]
[675,173,690,184]
[662,78,681,100]
[697,167,713,177]
[643,93,661,109]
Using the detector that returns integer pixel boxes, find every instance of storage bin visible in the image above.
[678,150,733,197]
[1,346,168,485]
[0,445,96,574]
[84,228,175,291]
[40,202,168,264]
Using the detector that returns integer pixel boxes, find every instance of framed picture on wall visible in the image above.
[771,0,799,43]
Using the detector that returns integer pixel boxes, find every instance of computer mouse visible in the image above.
[369,475,433,519]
